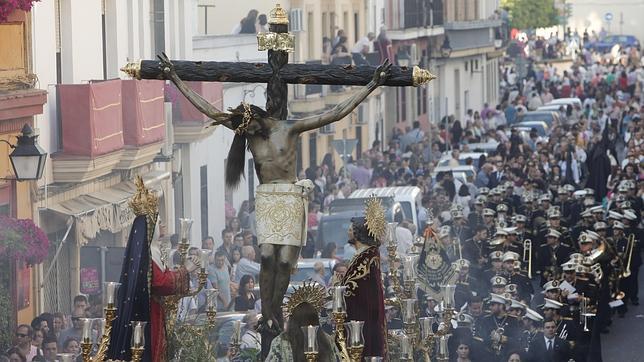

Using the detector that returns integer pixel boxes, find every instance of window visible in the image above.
[354,12,359,42]
[307,12,314,59]
[322,13,328,38]
[200,165,208,239]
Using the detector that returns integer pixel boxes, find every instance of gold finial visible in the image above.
[269,3,289,25]
[365,196,387,242]
[121,60,142,79]
[284,282,326,317]
[129,176,159,217]
[412,66,437,87]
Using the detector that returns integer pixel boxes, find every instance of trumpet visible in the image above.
[580,293,595,333]
[491,327,506,355]
[621,234,636,278]
[523,239,532,279]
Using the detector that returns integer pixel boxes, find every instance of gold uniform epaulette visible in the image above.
[473,336,484,342]
[562,317,573,321]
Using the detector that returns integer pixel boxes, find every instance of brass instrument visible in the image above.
[523,239,532,279]
[620,234,636,278]
[580,293,595,332]
[491,327,506,355]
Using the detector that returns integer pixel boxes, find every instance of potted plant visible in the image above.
[0,0,40,23]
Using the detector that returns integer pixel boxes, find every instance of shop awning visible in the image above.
[45,171,170,245]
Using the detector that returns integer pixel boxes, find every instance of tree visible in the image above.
[501,0,559,30]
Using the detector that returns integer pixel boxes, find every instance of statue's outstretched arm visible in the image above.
[158,53,233,129]
[290,60,392,134]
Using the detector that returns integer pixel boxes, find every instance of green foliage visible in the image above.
[0,262,15,352]
[502,0,559,30]
[167,323,218,362]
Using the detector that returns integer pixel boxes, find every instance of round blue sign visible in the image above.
[604,12,613,21]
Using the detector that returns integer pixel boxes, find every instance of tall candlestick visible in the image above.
[401,299,417,325]
[419,316,435,339]
[199,249,210,270]
[441,284,456,308]
[57,353,76,362]
[402,256,418,283]
[179,218,193,241]
[131,321,147,348]
[345,320,364,347]
[79,318,93,342]
[387,222,398,245]
[232,320,242,343]
[331,286,347,313]
[301,325,319,352]
[400,334,413,360]
[103,282,121,308]
[206,289,219,310]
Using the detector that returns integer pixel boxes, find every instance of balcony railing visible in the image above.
[401,0,444,29]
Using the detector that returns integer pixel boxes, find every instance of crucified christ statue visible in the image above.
[158,53,392,332]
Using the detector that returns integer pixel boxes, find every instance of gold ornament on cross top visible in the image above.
[269,3,289,25]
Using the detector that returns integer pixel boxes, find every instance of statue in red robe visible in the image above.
[108,177,194,362]
[342,216,387,358]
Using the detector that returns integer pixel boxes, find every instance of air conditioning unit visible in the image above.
[290,8,304,32]
[320,123,335,134]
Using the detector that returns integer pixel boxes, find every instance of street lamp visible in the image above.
[440,37,452,58]
[1,124,47,181]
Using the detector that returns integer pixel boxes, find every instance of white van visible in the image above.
[348,186,422,235]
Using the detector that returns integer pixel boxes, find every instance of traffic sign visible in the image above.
[604,12,613,21]
[332,139,358,161]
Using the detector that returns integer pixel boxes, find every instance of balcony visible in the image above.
[117,80,166,170]
[443,19,502,56]
[166,81,223,144]
[389,0,445,41]
[53,80,124,182]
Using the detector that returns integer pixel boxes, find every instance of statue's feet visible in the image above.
[257,316,282,335]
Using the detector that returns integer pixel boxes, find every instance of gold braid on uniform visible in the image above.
[364,196,387,243]
[284,282,327,318]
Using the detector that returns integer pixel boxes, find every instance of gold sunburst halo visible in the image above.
[365,195,387,242]
[284,282,327,318]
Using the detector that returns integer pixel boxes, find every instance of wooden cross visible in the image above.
[121,5,435,122]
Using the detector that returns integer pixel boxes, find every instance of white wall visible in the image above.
[568,0,644,42]
[59,0,104,83]
[441,55,487,121]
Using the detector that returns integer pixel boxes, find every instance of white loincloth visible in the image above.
[255,180,314,247]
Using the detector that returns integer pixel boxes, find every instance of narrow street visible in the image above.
[602,274,644,361]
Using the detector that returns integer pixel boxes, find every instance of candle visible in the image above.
[179,218,193,241]
[441,285,455,308]
[387,222,398,245]
[439,335,448,356]
[131,321,147,348]
[232,320,241,343]
[402,256,417,282]
[95,318,106,337]
[79,318,92,342]
[104,282,121,307]
[206,289,219,310]
[301,325,319,352]
[331,286,346,313]
[400,334,413,358]
[401,299,416,324]
[345,320,364,347]
[199,249,210,270]
[419,317,434,339]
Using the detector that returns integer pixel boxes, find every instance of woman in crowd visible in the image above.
[234,274,257,312]
[63,337,81,358]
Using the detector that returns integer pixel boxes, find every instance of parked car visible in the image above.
[431,165,477,184]
[546,97,582,109]
[585,34,641,53]
[512,120,550,138]
[290,258,337,284]
[318,197,407,259]
[349,186,422,231]
[515,111,562,127]
[462,142,499,153]
[437,152,487,169]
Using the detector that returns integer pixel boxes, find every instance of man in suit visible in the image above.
[537,229,572,285]
[527,318,572,362]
